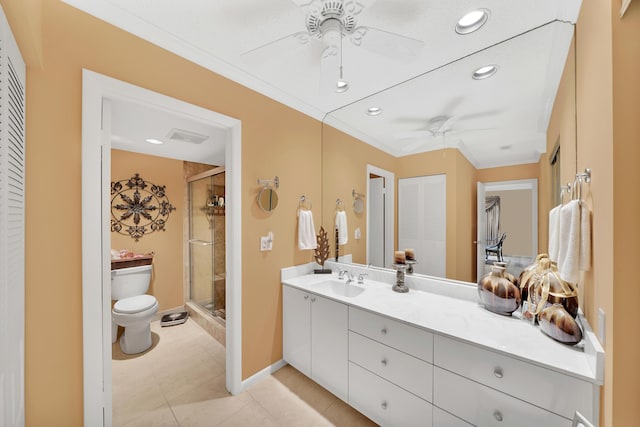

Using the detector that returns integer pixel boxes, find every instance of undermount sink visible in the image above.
[323,279,365,298]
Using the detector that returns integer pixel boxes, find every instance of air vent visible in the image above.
[166,128,209,144]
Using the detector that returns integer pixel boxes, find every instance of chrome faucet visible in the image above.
[357,273,368,284]
[339,270,355,283]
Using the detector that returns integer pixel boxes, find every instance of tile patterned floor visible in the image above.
[112,320,377,427]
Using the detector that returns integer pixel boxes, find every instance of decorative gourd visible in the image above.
[478,265,522,316]
[527,257,579,318]
[518,253,549,303]
[538,304,583,344]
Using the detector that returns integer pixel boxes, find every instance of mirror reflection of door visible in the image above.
[368,174,385,267]
[398,174,446,277]
[477,179,538,279]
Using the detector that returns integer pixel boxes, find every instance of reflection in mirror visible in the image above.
[321,22,578,283]
[257,187,279,212]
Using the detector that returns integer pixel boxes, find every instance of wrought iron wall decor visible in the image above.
[111,173,176,241]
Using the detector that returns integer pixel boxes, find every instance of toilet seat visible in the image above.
[114,294,157,314]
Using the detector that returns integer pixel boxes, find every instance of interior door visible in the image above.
[368,177,385,267]
[477,182,487,282]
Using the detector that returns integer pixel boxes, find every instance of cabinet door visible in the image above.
[311,294,348,401]
[283,286,311,377]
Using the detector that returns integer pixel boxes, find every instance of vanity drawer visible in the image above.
[433,406,473,427]
[433,334,593,420]
[349,307,433,362]
[349,331,433,401]
[434,367,570,427]
[349,362,433,427]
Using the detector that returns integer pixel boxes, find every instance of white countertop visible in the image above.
[281,263,604,385]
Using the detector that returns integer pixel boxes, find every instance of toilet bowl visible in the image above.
[111,265,158,354]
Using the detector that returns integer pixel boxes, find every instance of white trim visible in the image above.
[82,70,243,426]
[366,165,395,269]
[239,359,287,392]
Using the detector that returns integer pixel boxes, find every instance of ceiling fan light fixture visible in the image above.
[367,107,382,116]
[472,65,498,80]
[145,138,164,145]
[336,80,349,93]
[455,9,489,35]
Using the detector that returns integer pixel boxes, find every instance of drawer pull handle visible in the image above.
[493,367,504,378]
[493,410,503,422]
[304,295,309,300]
[381,401,388,410]
[310,296,316,302]
[381,358,388,366]
[381,327,388,335]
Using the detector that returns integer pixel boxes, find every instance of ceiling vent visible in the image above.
[166,128,209,144]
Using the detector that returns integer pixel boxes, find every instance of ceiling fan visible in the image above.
[241,0,424,91]
[397,115,495,153]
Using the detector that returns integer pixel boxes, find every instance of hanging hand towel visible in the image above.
[558,199,581,284]
[298,209,317,250]
[548,204,561,262]
[579,202,592,271]
[335,211,348,245]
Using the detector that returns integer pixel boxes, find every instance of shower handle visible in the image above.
[189,239,214,246]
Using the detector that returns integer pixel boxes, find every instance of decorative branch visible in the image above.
[314,226,330,267]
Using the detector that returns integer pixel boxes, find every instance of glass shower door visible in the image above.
[189,169,226,321]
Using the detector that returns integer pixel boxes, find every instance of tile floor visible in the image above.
[112,319,377,427]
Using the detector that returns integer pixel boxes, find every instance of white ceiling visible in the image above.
[64,0,581,168]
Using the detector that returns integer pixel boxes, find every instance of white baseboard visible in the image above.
[239,359,287,393]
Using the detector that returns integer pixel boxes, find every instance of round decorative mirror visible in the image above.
[257,187,279,212]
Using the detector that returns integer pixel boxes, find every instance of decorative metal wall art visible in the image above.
[111,173,176,241]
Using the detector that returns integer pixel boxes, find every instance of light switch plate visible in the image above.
[260,232,273,251]
[355,228,361,240]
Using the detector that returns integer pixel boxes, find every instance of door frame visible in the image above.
[81,70,243,426]
[477,178,538,279]
[366,165,394,268]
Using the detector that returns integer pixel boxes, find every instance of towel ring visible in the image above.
[298,195,312,212]
[336,198,345,211]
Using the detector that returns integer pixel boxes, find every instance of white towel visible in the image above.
[579,202,592,271]
[548,204,561,262]
[558,200,581,283]
[335,211,348,245]
[297,210,317,250]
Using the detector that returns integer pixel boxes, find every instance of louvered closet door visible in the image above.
[0,4,26,427]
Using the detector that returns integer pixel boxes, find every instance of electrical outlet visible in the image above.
[355,228,361,240]
[260,232,273,251]
[598,308,605,345]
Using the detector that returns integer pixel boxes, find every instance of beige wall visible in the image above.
[7,1,321,424]
[111,150,185,312]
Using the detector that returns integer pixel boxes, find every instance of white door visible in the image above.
[0,5,26,426]
[398,175,446,276]
[311,295,348,401]
[282,286,311,377]
[368,177,385,267]
[477,182,487,281]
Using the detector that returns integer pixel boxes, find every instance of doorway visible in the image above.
[81,70,242,426]
[366,165,394,268]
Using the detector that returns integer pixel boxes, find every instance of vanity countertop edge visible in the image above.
[281,262,604,386]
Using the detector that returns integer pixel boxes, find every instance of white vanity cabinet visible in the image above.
[282,284,348,401]
[348,307,434,427]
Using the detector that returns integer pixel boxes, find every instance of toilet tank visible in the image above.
[111,265,152,300]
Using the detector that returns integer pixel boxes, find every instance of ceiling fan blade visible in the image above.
[448,127,497,134]
[395,130,431,140]
[350,26,423,62]
[344,0,377,15]
[438,116,461,132]
[240,31,313,64]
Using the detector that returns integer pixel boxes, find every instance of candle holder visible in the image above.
[406,260,417,274]
[392,264,409,293]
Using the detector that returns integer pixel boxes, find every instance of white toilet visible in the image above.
[111,265,159,354]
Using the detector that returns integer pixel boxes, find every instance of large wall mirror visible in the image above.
[321,18,578,284]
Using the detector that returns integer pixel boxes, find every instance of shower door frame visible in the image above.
[187,166,226,320]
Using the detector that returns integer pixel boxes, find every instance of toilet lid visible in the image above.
[114,294,157,314]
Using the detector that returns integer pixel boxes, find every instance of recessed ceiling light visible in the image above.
[145,138,164,145]
[472,65,498,80]
[455,9,489,35]
[336,80,349,93]
[367,107,382,116]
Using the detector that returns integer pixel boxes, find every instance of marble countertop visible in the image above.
[281,264,604,385]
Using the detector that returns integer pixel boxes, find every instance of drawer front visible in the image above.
[349,362,433,427]
[433,334,594,420]
[433,407,473,427]
[349,307,433,362]
[349,331,433,401]
[434,367,570,427]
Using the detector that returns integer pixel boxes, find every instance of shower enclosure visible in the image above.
[188,167,226,322]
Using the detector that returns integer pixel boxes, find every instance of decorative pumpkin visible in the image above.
[478,265,522,316]
[538,304,583,345]
[527,257,579,319]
